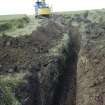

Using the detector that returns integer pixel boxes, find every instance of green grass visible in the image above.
[0,15,30,32]
[0,73,27,105]
[49,33,69,57]
[0,15,26,21]
[60,9,105,23]
[0,15,40,37]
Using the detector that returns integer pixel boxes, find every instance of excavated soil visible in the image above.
[0,17,79,105]
[77,22,105,105]
[0,16,80,105]
[0,20,65,74]
[1,10,105,105]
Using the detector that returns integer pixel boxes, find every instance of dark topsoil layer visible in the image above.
[0,20,65,74]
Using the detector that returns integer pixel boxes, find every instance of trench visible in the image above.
[0,22,81,105]
[50,40,79,105]
[27,28,81,105]
[49,30,80,105]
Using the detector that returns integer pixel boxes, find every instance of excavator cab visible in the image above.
[34,0,51,18]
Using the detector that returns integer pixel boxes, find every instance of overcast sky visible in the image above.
[0,0,105,15]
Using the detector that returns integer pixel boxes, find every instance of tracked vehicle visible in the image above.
[34,0,51,18]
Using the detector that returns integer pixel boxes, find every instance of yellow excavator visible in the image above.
[34,0,51,18]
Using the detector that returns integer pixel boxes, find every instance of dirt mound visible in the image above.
[0,20,65,74]
[31,21,65,49]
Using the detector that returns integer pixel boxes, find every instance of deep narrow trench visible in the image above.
[49,29,81,105]
[51,48,78,105]
[26,27,81,105]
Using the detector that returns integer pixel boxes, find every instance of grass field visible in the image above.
[1,9,105,37]
[0,14,26,21]
[0,14,40,37]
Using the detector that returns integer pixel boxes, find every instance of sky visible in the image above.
[0,0,105,15]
